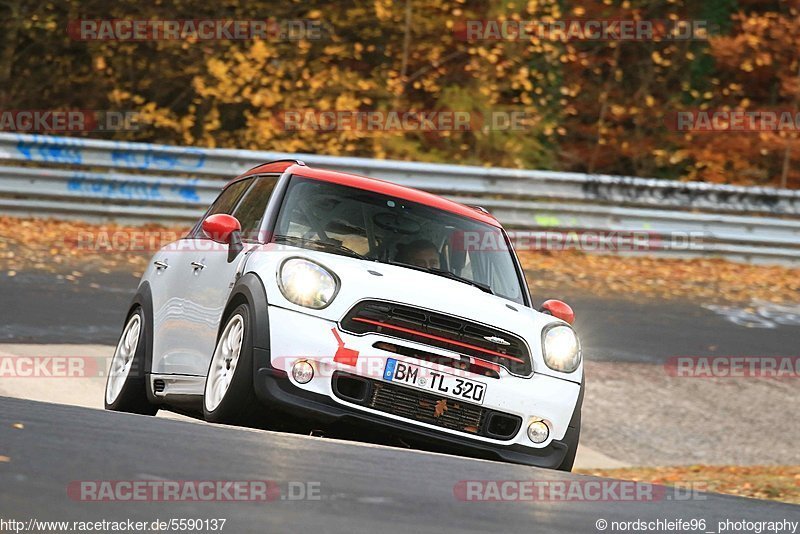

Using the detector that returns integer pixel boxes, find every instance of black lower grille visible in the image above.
[340,300,531,376]
[370,380,484,434]
[332,372,521,440]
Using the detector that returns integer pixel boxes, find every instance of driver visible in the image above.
[396,240,440,269]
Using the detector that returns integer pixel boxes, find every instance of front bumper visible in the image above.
[256,305,583,469]
[255,365,581,468]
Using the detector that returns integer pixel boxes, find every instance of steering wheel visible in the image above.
[373,212,421,235]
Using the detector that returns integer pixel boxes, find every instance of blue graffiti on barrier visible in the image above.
[65,173,201,203]
[110,145,207,171]
[16,135,83,164]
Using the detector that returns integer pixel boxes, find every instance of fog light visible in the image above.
[292,360,314,384]
[527,420,550,444]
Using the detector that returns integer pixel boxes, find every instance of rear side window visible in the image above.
[231,176,278,241]
[207,179,253,217]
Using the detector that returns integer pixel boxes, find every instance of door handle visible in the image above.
[191,261,206,270]
[153,260,169,270]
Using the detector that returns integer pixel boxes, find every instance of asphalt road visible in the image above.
[1,270,798,362]
[1,397,797,534]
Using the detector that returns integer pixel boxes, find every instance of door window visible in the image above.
[190,178,253,238]
[231,176,278,241]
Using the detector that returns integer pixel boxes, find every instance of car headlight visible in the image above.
[278,257,339,309]
[542,325,581,373]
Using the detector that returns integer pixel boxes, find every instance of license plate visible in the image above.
[383,359,486,404]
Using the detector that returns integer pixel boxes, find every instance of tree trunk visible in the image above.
[0,0,23,105]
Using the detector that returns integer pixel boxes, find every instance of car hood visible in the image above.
[245,244,582,382]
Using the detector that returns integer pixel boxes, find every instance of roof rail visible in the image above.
[245,159,306,173]
[467,205,491,215]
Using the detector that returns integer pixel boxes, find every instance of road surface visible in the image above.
[1,397,797,534]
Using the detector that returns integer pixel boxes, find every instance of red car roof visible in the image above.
[235,161,501,227]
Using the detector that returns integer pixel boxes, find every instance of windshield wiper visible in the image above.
[429,267,495,295]
[383,261,494,295]
[272,234,367,260]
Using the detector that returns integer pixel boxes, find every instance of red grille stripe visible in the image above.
[470,358,502,373]
[351,317,525,364]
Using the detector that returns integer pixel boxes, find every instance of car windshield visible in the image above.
[272,176,526,304]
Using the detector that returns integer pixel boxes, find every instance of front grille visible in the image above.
[332,372,522,440]
[340,300,532,375]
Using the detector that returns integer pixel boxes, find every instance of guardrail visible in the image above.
[0,132,798,264]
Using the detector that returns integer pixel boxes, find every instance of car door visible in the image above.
[180,175,279,374]
[150,178,253,376]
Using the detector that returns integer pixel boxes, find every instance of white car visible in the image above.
[105,160,584,470]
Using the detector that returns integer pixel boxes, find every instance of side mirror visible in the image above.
[539,299,575,325]
[202,214,241,244]
[202,214,244,261]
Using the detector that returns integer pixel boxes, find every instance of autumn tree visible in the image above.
[0,0,798,188]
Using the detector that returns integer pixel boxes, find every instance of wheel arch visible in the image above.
[126,282,154,378]
[219,272,271,373]
[125,281,159,402]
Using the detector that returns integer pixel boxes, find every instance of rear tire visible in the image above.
[105,307,158,415]
[203,304,260,425]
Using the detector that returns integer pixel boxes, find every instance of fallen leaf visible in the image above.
[434,399,448,417]
[11,423,23,429]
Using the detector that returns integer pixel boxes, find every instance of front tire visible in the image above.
[105,307,158,415]
[203,304,259,424]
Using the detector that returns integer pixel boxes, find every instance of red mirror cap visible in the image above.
[540,299,575,325]
[202,214,241,244]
